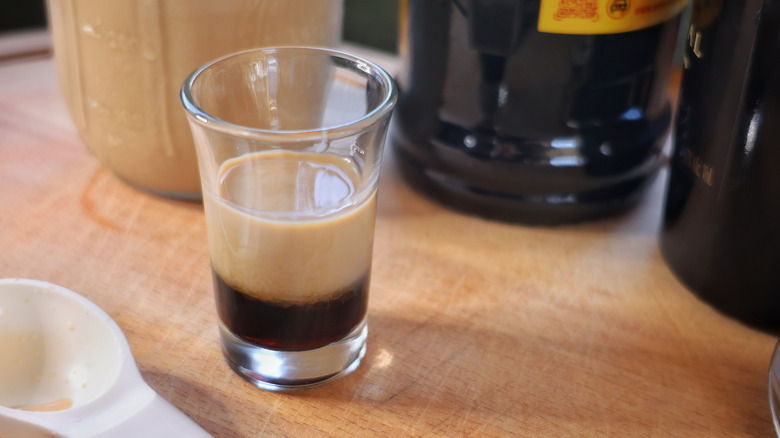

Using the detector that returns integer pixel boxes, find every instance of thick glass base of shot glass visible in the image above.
[219,318,368,391]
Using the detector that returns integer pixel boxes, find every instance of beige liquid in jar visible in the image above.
[47,0,343,197]
[204,151,376,305]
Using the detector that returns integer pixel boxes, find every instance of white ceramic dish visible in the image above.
[0,278,211,437]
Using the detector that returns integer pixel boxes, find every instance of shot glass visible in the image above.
[180,47,396,391]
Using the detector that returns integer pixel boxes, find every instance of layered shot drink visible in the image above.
[205,151,376,351]
[181,47,396,390]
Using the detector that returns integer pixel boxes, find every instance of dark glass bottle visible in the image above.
[661,0,780,330]
[391,0,682,224]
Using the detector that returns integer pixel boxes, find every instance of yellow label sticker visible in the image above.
[538,0,686,35]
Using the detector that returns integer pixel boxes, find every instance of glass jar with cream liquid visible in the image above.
[47,0,344,198]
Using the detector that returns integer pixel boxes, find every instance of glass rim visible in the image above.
[180,46,397,142]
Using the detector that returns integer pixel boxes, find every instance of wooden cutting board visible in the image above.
[0,52,776,437]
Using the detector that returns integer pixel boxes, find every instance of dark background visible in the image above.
[0,1,48,32]
[0,0,400,53]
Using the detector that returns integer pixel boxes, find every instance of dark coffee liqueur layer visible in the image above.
[214,269,369,351]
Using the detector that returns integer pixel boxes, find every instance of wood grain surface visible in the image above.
[0,51,777,437]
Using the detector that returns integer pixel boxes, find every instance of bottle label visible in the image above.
[537,0,686,34]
